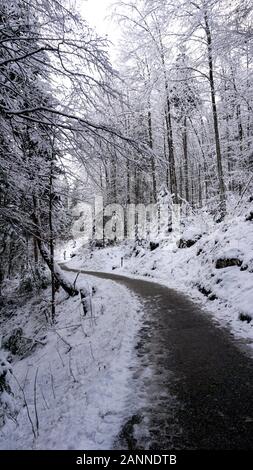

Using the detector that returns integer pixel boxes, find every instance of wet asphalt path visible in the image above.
[62,267,253,450]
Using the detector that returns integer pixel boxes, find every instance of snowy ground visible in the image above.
[1,205,253,449]
[0,273,142,449]
[61,208,253,349]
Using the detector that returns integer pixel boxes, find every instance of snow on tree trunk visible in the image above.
[38,242,78,297]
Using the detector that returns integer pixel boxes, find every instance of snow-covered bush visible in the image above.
[1,328,35,358]
[0,353,16,428]
[18,265,50,294]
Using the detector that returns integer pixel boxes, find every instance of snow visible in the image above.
[1,207,253,449]
[65,210,253,348]
[0,273,142,449]
[180,226,202,242]
[0,353,12,377]
[214,247,243,261]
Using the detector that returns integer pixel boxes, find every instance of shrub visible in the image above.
[239,313,252,324]
[18,264,50,294]
[0,353,16,428]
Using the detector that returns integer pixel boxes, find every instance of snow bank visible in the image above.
[0,273,142,449]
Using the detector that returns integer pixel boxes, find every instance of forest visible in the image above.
[0,0,253,454]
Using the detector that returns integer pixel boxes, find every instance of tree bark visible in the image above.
[182,116,189,202]
[147,107,157,203]
[126,159,131,204]
[191,170,195,208]
[179,163,183,199]
[38,241,78,297]
[163,122,169,190]
[198,164,202,208]
[32,201,78,298]
[158,35,178,203]
[204,10,226,218]
[33,237,38,265]
[135,165,140,204]
[164,90,178,203]
[49,157,56,322]
[111,151,117,203]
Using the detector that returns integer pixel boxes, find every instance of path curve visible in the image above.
[62,266,253,450]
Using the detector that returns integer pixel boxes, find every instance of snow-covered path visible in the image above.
[63,267,253,450]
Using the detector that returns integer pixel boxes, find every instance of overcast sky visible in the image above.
[79,0,118,39]
[78,0,122,64]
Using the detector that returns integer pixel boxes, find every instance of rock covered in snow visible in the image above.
[215,248,244,269]
[177,227,202,248]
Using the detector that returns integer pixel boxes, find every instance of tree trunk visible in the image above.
[32,202,78,297]
[204,10,226,219]
[148,106,157,203]
[164,93,178,203]
[182,116,189,202]
[179,163,183,200]
[124,90,132,205]
[231,73,244,155]
[38,241,78,297]
[246,42,251,150]
[225,115,234,192]
[8,240,14,278]
[163,122,169,190]
[104,164,110,205]
[198,164,202,208]
[111,152,117,203]
[191,170,195,208]
[135,165,140,204]
[33,237,38,265]
[158,37,178,203]
[126,159,131,204]
[49,157,56,323]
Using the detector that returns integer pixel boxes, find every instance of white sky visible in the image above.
[78,0,119,41]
